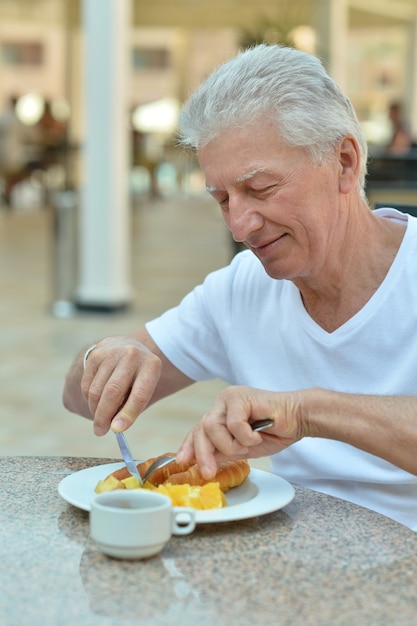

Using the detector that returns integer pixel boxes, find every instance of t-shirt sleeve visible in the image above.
[145,256,245,382]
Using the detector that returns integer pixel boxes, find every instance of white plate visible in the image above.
[58,462,295,524]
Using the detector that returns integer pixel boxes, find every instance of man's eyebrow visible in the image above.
[206,167,270,193]
[235,167,269,183]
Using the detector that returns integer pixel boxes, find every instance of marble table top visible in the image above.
[1,456,417,626]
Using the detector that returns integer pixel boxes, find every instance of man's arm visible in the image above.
[177,386,417,478]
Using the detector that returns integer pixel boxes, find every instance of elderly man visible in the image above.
[63,45,417,530]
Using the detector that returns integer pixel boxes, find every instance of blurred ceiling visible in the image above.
[130,0,417,29]
[0,0,416,30]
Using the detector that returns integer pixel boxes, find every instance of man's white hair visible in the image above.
[178,44,368,193]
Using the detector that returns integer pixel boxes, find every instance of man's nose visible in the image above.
[227,197,263,242]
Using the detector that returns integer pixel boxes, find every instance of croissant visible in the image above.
[165,459,250,493]
[109,454,250,493]
[110,454,193,484]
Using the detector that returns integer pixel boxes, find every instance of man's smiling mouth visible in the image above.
[250,234,287,253]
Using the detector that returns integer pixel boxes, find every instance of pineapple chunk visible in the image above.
[95,475,125,493]
[149,483,170,497]
[121,476,142,490]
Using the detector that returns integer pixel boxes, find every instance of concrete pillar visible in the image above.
[406,15,417,138]
[315,0,349,89]
[76,0,132,311]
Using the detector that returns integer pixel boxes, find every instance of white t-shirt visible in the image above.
[146,208,417,529]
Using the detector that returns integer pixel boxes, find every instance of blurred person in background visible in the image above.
[35,99,68,170]
[0,95,37,208]
[63,44,417,530]
[385,101,415,156]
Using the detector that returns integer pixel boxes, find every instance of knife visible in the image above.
[114,432,143,484]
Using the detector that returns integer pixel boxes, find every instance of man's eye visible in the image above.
[252,185,274,195]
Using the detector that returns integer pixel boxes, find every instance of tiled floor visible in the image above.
[0,190,269,470]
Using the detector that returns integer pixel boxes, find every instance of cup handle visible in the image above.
[171,507,196,535]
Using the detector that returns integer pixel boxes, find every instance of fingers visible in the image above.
[81,341,161,435]
[177,386,303,476]
[177,424,248,481]
[177,393,254,478]
[207,390,264,449]
[110,362,160,433]
[176,425,218,479]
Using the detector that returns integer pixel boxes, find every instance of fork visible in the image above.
[141,455,176,483]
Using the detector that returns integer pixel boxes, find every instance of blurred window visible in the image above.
[0,41,44,66]
[132,47,170,71]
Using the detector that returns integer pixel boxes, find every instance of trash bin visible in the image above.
[51,189,78,318]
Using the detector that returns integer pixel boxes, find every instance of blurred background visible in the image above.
[1,0,417,463]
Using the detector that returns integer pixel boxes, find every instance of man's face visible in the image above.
[198,120,342,282]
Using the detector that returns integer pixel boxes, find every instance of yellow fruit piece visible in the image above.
[193,483,227,510]
[185,487,201,509]
[143,480,157,491]
[160,482,226,509]
[145,483,169,497]
[121,476,142,490]
[166,484,192,506]
[94,476,227,509]
[95,475,125,493]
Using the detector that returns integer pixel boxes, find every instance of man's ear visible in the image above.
[338,136,360,194]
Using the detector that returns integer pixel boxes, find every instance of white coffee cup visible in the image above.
[90,490,196,560]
